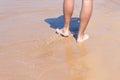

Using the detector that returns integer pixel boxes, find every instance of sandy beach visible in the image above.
[0,0,120,80]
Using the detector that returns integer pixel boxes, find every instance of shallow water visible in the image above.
[0,0,120,80]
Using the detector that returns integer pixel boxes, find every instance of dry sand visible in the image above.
[0,0,120,80]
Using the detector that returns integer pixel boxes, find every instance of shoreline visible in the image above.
[0,0,120,80]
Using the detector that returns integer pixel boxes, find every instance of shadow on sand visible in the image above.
[45,15,80,40]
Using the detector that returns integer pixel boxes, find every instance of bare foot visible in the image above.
[77,34,89,43]
[56,28,70,37]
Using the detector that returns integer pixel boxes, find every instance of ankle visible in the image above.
[78,33,84,39]
[63,27,69,32]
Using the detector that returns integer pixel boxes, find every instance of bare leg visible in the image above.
[56,0,74,36]
[77,0,93,42]
[63,0,74,31]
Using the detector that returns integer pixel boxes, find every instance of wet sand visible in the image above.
[0,0,120,80]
